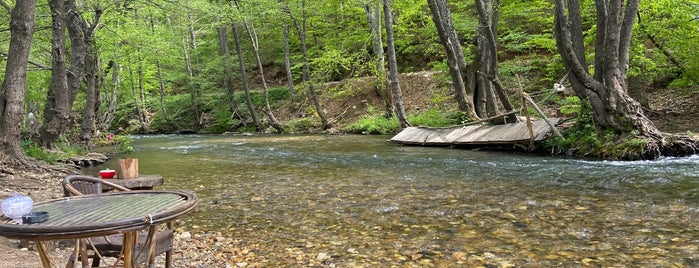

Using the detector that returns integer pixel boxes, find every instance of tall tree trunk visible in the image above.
[475,0,496,118]
[383,0,410,128]
[216,26,240,118]
[237,4,284,133]
[127,55,146,131]
[282,23,296,102]
[41,0,88,149]
[283,0,330,130]
[101,60,119,131]
[79,36,100,146]
[136,48,149,131]
[232,23,262,131]
[554,0,698,159]
[151,15,170,123]
[40,0,71,150]
[475,0,516,123]
[79,6,103,147]
[364,1,390,117]
[0,0,37,163]
[426,0,478,119]
[184,12,203,129]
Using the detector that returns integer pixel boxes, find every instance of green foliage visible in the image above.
[286,118,320,133]
[343,107,463,134]
[408,109,464,127]
[635,0,699,87]
[559,96,582,116]
[204,94,240,133]
[94,132,134,154]
[149,94,200,132]
[311,49,363,81]
[344,114,399,135]
[22,141,88,164]
[343,105,397,134]
[23,142,60,164]
[499,30,544,53]
[499,0,556,53]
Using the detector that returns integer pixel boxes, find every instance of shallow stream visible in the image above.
[87,134,698,267]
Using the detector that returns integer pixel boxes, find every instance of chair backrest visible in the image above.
[62,175,131,197]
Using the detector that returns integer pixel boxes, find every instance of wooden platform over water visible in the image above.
[390,118,561,147]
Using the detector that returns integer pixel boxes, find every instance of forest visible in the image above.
[1,0,699,162]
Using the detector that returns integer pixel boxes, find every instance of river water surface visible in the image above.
[88,134,698,267]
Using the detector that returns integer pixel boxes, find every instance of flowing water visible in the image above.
[87,134,698,267]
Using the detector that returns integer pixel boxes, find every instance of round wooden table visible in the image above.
[0,190,197,268]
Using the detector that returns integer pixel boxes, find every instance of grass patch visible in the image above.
[343,108,463,134]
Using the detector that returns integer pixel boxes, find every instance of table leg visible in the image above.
[79,239,90,268]
[146,225,157,266]
[35,241,53,268]
[122,231,136,268]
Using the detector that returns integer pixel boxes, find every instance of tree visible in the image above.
[554,0,698,159]
[474,0,516,123]
[183,10,204,130]
[40,0,88,150]
[383,0,410,128]
[232,22,262,131]
[215,3,241,121]
[427,0,514,123]
[78,4,104,147]
[234,0,284,133]
[364,0,391,116]
[281,0,330,130]
[426,0,478,119]
[0,0,37,164]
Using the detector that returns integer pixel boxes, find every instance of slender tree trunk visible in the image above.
[136,48,148,130]
[238,8,284,132]
[232,23,262,131]
[383,0,410,128]
[475,0,496,118]
[101,60,119,131]
[426,0,478,119]
[283,0,329,130]
[0,0,37,163]
[151,15,170,122]
[127,55,146,131]
[474,0,516,123]
[184,12,203,129]
[79,36,100,146]
[282,23,296,101]
[41,0,88,149]
[216,26,240,118]
[364,1,390,117]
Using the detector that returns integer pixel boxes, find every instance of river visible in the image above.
[86,134,699,267]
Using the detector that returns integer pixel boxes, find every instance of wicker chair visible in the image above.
[62,175,175,268]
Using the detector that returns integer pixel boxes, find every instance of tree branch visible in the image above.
[554,0,601,91]
[0,51,51,70]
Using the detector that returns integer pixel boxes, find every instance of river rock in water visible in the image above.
[59,153,110,167]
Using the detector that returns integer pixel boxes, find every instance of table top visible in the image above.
[0,190,197,241]
[102,174,164,190]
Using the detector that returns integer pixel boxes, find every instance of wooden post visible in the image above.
[522,93,565,139]
[116,158,139,179]
[516,75,535,150]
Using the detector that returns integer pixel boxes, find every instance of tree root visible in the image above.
[658,133,699,157]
